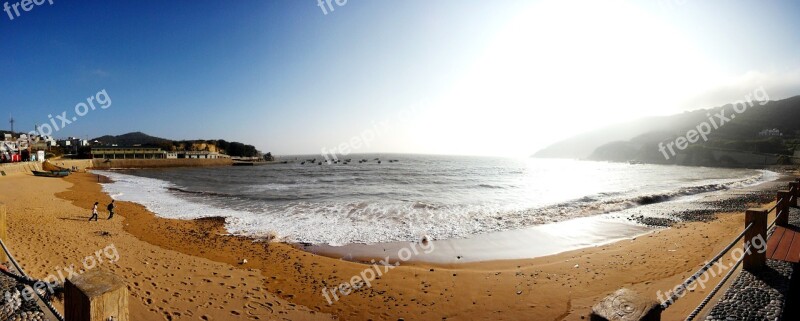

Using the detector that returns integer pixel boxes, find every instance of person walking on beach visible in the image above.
[107,200,115,220]
[89,202,99,221]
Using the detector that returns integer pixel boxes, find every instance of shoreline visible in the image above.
[94,168,786,265]
[49,171,791,320]
[303,215,655,264]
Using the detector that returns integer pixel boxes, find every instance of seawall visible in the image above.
[90,158,233,169]
[0,162,43,176]
[0,158,232,176]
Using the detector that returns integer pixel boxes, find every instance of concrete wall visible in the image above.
[90,158,233,169]
[0,162,43,176]
[48,159,94,171]
[0,158,233,175]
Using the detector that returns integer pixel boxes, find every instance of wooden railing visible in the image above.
[591,178,800,321]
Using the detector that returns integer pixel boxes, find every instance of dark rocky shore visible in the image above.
[629,190,777,228]
[0,266,46,321]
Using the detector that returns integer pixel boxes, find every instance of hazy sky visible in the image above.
[2,0,799,156]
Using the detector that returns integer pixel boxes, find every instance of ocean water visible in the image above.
[96,155,775,245]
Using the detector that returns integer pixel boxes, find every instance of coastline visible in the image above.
[39,171,788,320]
[304,215,655,264]
[0,172,333,321]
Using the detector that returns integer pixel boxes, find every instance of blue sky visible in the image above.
[2,0,800,156]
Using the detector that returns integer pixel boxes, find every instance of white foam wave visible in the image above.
[93,168,779,246]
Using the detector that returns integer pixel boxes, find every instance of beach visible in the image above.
[0,170,791,320]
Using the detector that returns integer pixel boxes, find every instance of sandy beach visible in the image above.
[0,170,790,320]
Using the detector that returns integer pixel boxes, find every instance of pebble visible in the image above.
[0,269,47,320]
[704,208,799,320]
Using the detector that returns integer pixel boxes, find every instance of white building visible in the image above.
[180,151,228,159]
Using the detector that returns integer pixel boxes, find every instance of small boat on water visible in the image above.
[33,170,71,177]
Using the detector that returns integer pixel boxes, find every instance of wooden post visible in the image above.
[777,191,791,227]
[65,269,129,321]
[790,182,800,208]
[0,203,7,263]
[591,288,661,321]
[743,209,767,271]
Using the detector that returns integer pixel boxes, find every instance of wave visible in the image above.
[477,184,505,189]
[92,168,778,246]
[534,170,774,219]
[167,187,233,197]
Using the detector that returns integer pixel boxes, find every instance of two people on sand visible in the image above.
[89,200,115,221]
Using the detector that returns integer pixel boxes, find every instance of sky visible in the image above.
[2,0,800,157]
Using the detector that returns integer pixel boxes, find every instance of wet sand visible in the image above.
[0,170,789,320]
[307,215,655,264]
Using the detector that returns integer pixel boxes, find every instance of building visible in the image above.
[0,133,58,162]
[91,147,167,159]
[178,151,229,159]
[1,134,26,162]
[57,137,89,148]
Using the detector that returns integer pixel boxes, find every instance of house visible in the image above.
[178,151,229,159]
[91,147,168,159]
[0,137,24,162]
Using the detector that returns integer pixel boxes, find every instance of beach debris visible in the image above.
[574,264,579,268]
[421,235,431,246]
[239,259,248,265]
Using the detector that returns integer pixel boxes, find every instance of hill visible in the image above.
[532,95,800,166]
[92,132,262,157]
[93,132,172,146]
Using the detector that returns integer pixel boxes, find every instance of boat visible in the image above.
[32,170,71,177]
[43,160,71,171]
[232,160,270,166]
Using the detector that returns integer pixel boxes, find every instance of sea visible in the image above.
[95,155,777,246]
